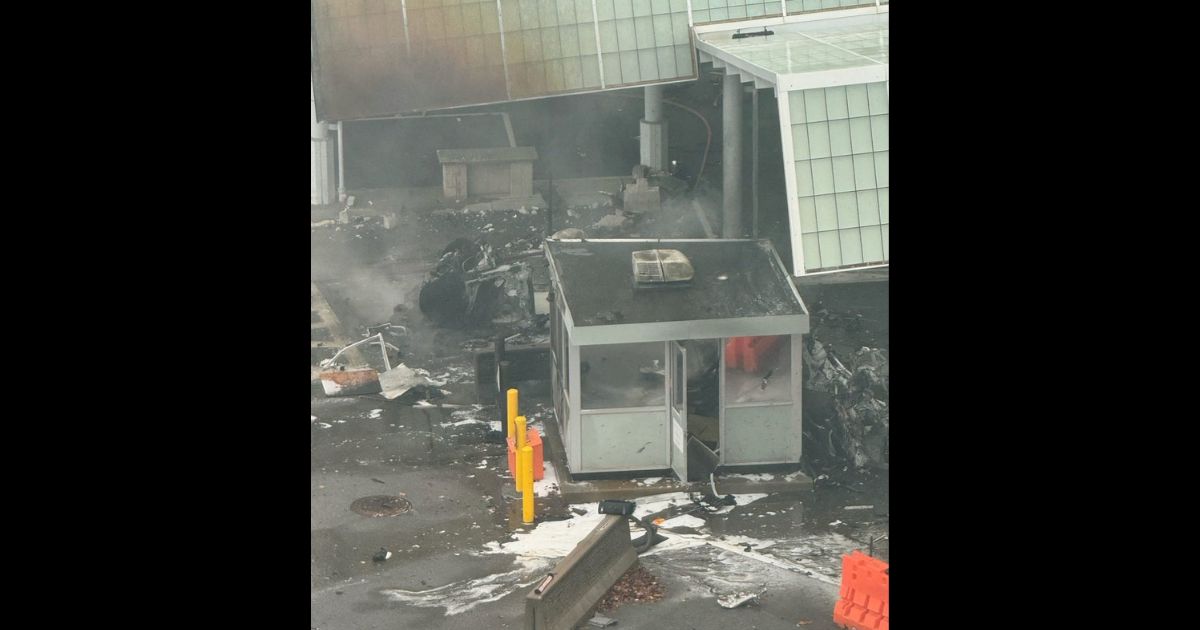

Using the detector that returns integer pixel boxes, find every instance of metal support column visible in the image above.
[311,81,335,206]
[640,85,667,172]
[751,87,759,238]
[722,73,743,237]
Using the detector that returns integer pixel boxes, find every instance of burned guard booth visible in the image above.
[545,239,810,482]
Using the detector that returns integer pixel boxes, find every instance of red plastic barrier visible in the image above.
[833,551,889,630]
[506,428,544,481]
[725,336,784,373]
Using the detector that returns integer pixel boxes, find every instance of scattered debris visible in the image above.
[318,334,400,397]
[592,211,634,231]
[843,505,874,510]
[597,565,665,611]
[716,591,761,609]
[338,196,356,224]
[594,310,624,323]
[391,384,448,406]
[371,478,386,484]
[372,548,392,562]
[319,366,383,397]
[419,237,536,327]
[804,339,889,470]
[551,227,587,239]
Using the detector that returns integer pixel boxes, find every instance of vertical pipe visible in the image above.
[546,172,554,236]
[722,73,743,237]
[337,121,346,202]
[496,336,507,439]
[752,87,759,238]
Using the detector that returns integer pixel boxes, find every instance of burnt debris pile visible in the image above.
[418,237,538,329]
[803,338,889,471]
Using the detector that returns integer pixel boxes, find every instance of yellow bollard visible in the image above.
[515,415,527,448]
[514,415,528,490]
[520,444,534,524]
[506,388,519,436]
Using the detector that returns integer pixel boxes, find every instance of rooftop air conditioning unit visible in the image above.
[632,249,694,287]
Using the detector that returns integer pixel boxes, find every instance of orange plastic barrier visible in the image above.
[725,336,784,373]
[833,551,889,630]
[507,428,544,481]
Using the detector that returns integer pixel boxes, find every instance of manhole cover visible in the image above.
[351,495,412,517]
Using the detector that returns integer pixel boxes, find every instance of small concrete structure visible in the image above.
[622,165,662,215]
[545,238,810,483]
[438,146,538,200]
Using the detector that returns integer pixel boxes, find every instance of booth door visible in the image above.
[669,341,687,482]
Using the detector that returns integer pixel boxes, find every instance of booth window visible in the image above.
[581,342,666,409]
[724,336,792,404]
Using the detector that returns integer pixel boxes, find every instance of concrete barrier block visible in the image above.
[525,514,636,630]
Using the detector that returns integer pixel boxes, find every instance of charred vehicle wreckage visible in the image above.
[418,236,540,328]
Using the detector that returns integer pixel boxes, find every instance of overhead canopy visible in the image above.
[694,8,887,91]
[311,0,702,121]
[695,6,889,275]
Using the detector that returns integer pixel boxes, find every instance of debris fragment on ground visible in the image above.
[715,591,761,609]
[597,565,665,612]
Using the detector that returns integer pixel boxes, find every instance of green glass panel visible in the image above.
[804,89,827,122]
[829,119,851,157]
[802,233,821,271]
[798,196,817,234]
[794,161,814,197]
[846,84,869,117]
[840,228,864,265]
[789,91,806,124]
[871,115,889,151]
[860,225,883,262]
[836,192,859,228]
[853,154,876,189]
[807,122,830,159]
[791,124,810,160]
[849,117,872,154]
[856,189,879,226]
[825,86,848,120]
[815,194,838,231]
[811,158,834,196]
[867,82,888,115]
[817,231,842,268]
